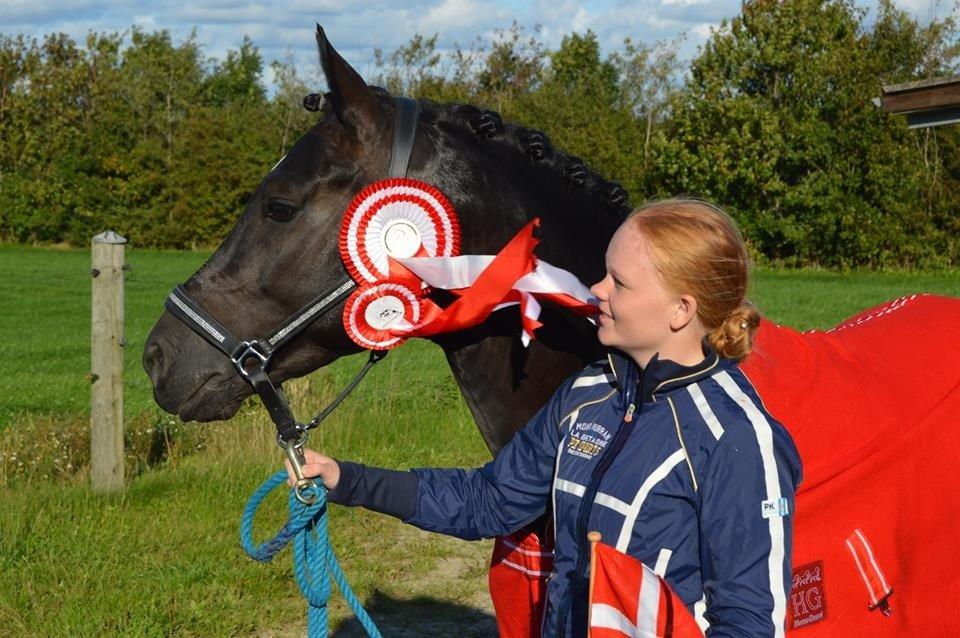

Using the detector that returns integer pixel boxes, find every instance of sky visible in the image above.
[1,0,955,90]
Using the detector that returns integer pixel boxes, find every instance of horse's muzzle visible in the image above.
[143,315,248,421]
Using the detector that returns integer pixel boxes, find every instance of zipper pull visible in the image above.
[624,403,636,423]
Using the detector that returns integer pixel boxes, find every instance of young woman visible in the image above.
[288,199,802,637]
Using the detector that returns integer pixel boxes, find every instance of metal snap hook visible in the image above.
[293,481,318,506]
[280,432,318,505]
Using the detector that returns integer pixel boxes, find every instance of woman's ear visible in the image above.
[670,294,699,331]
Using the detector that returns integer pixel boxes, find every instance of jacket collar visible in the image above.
[606,340,722,404]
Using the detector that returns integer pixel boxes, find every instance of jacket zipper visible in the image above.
[552,389,618,546]
[554,382,640,636]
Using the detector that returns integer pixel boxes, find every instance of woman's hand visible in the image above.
[284,448,341,491]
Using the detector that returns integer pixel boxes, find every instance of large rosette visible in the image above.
[339,178,461,284]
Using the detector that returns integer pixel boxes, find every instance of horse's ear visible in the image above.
[316,25,387,137]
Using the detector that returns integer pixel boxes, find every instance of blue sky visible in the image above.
[1,0,954,89]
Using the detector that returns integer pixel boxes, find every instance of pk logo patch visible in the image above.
[761,497,790,519]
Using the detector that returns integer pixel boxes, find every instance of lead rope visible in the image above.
[239,351,388,637]
[166,95,418,635]
[241,471,384,638]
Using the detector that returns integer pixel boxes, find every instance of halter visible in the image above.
[164,97,421,502]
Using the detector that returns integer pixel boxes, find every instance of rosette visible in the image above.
[339,178,460,283]
[342,280,424,350]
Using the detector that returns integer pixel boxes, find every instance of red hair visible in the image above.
[628,199,760,360]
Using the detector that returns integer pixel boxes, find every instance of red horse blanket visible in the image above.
[490,294,960,636]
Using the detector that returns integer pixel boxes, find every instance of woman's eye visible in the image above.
[265,201,297,222]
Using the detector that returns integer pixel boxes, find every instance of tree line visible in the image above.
[1,0,957,267]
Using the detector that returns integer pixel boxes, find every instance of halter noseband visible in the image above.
[164,97,421,482]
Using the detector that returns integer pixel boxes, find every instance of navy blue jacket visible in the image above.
[331,346,802,637]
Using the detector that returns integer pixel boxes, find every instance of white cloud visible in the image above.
[690,22,715,39]
[172,4,274,25]
[421,0,502,32]
[571,6,592,33]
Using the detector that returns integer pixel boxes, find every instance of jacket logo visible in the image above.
[567,422,611,460]
[761,497,790,518]
[789,560,827,629]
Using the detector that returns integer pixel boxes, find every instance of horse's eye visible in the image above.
[265,201,297,223]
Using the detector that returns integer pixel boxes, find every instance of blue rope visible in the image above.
[240,470,383,638]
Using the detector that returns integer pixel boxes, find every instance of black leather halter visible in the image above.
[164,97,421,450]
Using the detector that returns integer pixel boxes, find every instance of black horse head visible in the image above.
[144,26,628,454]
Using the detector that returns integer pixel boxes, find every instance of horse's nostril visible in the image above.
[143,339,166,383]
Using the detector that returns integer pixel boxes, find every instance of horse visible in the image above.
[143,26,621,457]
[145,26,960,638]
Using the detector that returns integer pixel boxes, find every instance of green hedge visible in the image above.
[1,0,958,266]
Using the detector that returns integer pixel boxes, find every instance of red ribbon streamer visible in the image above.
[390,219,541,338]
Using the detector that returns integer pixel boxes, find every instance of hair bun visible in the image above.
[708,302,761,361]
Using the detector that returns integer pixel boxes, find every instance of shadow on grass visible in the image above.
[331,589,498,637]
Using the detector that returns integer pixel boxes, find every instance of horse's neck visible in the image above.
[443,219,615,456]
[423,127,620,456]
[436,304,604,457]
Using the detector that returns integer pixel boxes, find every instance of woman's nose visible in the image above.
[590,277,607,300]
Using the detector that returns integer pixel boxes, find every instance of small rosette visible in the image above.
[342,281,424,350]
[339,178,461,283]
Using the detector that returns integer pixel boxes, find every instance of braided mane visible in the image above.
[422,99,632,219]
[307,89,632,221]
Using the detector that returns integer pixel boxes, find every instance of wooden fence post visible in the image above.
[90,230,127,492]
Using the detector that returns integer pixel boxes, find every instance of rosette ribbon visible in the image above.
[338,177,598,350]
[387,219,599,346]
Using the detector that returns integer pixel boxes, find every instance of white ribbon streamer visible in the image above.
[395,255,597,305]
[392,254,599,345]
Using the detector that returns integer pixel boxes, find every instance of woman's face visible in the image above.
[590,223,680,366]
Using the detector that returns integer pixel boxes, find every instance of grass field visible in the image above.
[2,244,958,428]
[0,245,209,423]
[0,244,958,636]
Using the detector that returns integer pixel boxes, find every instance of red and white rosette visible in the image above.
[342,280,425,350]
[339,178,461,284]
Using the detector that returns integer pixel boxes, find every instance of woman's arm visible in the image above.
[293,456,420,520]
[403,390,566,539]
[697,412,802,637]
[288,377,572,541]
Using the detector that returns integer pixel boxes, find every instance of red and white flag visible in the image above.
[589,539,704,638]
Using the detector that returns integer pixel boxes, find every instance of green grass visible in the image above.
[749,267,960,330]
[2,243,957,427]
[1,378,496,637]
[0,244,210,425]
[1,336,496,636]
[0,244,958,636]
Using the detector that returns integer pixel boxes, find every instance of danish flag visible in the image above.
[589,539,703,638]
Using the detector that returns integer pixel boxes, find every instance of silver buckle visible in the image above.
[231,341,270,379]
